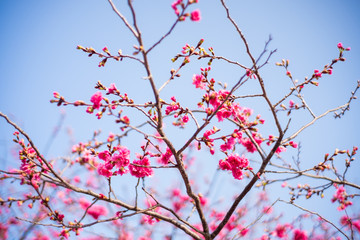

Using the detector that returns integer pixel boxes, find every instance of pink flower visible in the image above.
[337,42,344,49]
[241,134,262,153]
[192,74,206,89]
[353,220,360,233]
[274,224,289,238]
[289,141,298,148]
[112,146,130,169]
[107,83,118,94]
[219,154,249,180]
[98,150,111,161]
[190,9,201,22]
[263,206,273,214]
[182,114,189,123]
[332,185,352,210]
[159,148,173,165]
[289,100,294,108]
[129,157,153,178]
[53,92,60,99]
[90,91,103,109]
[276,146,287,154]
[314,69,322,78]
[0,223,8,239]
[87,205,108,219]
[97,163,113,177]
[293,229,307,240]
[59,230,69,239]
[171,0,182,15]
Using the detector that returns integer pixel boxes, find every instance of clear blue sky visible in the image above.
[1,0,359,239]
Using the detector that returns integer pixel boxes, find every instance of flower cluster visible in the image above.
[79,198,108,220]
[158,148,173,165]
[331,185,353,211]
[97,146,131,177]
[129,155,154,178]
[219,154,250,180]
[171,0,201,22]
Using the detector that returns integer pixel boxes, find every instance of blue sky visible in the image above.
[1,0,360,239]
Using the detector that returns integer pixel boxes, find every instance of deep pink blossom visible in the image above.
[293,229,308,240]
[107,83,118,94]
[192,74,206,89]
[112,146,130,169]
[219,154,249,180]
[87,205,108,220]
[98,150,111,161]
[314,69,322,79]
[182,114,189,123]
[332,185,352,210]
[274,224,290,238]
[241,134,262,153]
[276,146,287,154]
[289,141,298,148]
[90,91,103,109]
[129,157,153,178]
[159,148,173,165]
[190,9,201,21]
[97,163,113,177]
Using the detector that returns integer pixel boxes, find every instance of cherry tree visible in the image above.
[0,1,359,239]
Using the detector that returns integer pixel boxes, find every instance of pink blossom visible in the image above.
[87,205,108,219]
[314,69,322,78]
[199,194,207,206]
[293,229,308,240]
[98,150,111,161]
[337,42,344,49]
[112,146,130,169]
[171,0,182,16]
[107,83,118,94]
[331,185,352,210]
[289,141,298,148]
[107,132,115,142]
[353,220,360,233]
[276,146,287,154]
[182,114,189,123]
[192,74,206,89]
[159,148,173,165]
[219,159,232,170]
[97,163,113,177]
[289,100,294,108]
[274,224,290,238]
[220,137,236,152]
[190,9,201,22]
[241,134,262,153]
[53,92,60,99]
[0,223,8,240]
[129,157,153,178]
[59,230,70,239]
[219,154,249,180]
[263,206,273,214]
[90,91,103,109]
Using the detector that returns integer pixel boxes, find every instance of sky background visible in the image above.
[1,0,360,239]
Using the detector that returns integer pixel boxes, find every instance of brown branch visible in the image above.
[279,200,350,240]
